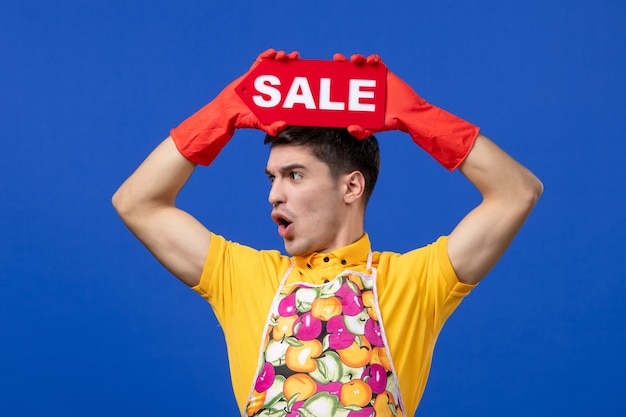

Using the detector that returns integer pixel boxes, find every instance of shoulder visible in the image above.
[375,236,475,328]
[194,233,291,296]
[373,236,448,274]
[206,233,285,262]
[374,236,473,293]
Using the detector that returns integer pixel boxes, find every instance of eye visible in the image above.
[267,175,275,184]
[290,172,303,181]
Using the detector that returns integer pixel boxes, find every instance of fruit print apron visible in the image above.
[244,253,405,417]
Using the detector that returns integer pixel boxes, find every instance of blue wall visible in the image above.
[1,1,624,415]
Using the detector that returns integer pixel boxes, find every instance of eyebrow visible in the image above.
[265,163,307,177]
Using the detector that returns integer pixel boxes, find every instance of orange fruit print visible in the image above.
[340,379,373,407]
[247,275,402,416]
[311,296,342,320]
[283,373,317,402]
[285,339,323,372]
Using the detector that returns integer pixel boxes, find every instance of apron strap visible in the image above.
[279,262,296,287]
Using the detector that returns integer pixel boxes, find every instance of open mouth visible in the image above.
[272,212,293,237]
[277,217,292,228]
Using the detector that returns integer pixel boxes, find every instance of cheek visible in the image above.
[295,181,341,225]
[306,195,341,226]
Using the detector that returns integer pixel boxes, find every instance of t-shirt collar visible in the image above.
[292,233,371,270]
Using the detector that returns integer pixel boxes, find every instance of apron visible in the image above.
[244,254,405,417]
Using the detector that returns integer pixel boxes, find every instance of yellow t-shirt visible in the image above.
[192,232,475,416]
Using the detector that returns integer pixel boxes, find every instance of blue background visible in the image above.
[1,1,624,415]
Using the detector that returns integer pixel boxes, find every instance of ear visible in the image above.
[342,171,365,205]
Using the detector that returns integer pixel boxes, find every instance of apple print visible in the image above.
[343,309,370,335]
[250,276,398,417]
[283,373,318,402]
[326,315,355,349]
[300,392,340,417]
[263,375,286,409]
[255,408,287,417]
[361,363,387,394]
[339,363,366,384]
[311,296,343,321]
[361,290,378,321]
[285,339,323,373]
[264,339,289,366]
[316,380,342,397]
[364,319,384,347]
[295,287,320,312]
[254,361,275,392]
[339,379,372,407]
[309,351,343,384]
[335,282,363,316]
[384,373,399,399]
[293,311,322,340]
[246,389,266,416]
[337,336,372,368]
[318,277,343,297]
[278,293,297,316]
[373,391,398,416]
[359,275,374,290]
[285,400,305,417]
[347,406,376,417]
[271,314,298,341]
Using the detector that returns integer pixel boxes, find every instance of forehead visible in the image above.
[266,144,325,171]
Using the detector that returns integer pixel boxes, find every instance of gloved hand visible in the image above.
[334,53,479,170]
[170,49,298,165]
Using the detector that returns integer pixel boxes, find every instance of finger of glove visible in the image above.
[270,50,299,61]
[347,125,374,140]
[250,48,278,71]
[274,50,287,60]
[264,120,288,136]
[333,53,349,62]
[257,48,277,61]
[366,54,382,65]
[349,54,367,65]
[273,50,300,61]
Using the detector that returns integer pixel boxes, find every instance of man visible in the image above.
[113,50,542,416]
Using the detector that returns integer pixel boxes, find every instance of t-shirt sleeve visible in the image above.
[378,236,476,337]
[430,235,476,329]
[191,233,288,326]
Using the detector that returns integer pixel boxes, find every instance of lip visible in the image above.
[277,222,293,238]
[271,210,294,238]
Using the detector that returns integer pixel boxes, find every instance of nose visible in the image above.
[268,179,284,207]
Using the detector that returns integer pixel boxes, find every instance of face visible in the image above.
[265,144,347,256]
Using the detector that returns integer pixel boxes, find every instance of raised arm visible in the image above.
[335,54,542,284]
[446,134,543,284]
[112,50,296,286]
[112,137,210,286]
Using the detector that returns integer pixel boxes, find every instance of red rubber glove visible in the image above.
[170,49,298,165]
[334,53,479,171]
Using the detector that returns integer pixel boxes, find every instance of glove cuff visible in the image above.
[170,101,237,166]
[405,103,479,170]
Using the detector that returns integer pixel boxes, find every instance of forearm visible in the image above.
[113,137,195,216]
[460,134,543,204]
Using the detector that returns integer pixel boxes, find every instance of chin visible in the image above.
[284,238,316,257]
[284,245,304,257]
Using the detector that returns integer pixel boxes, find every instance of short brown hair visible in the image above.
[264,127,380,206]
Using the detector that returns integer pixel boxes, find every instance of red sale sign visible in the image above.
[235,58,387,129]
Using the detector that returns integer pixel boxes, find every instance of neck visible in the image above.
[325,207,365,253]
